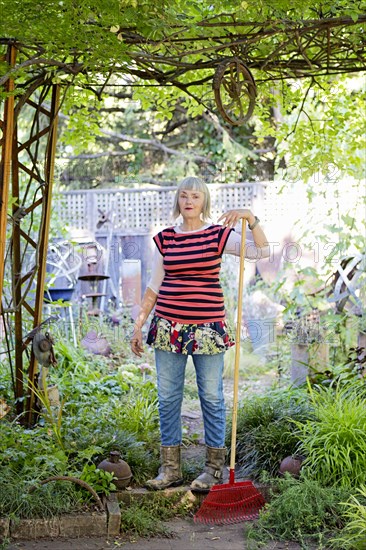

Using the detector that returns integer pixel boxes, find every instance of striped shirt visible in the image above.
[153,224,233,323]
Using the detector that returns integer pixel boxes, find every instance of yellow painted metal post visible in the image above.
[0,44,16,302]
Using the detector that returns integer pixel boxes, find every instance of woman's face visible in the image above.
[178,189,205,220]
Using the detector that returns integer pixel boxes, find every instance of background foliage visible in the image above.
[1,0,365,185]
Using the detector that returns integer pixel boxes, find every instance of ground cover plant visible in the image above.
[234,377,366,547]
[119,492,195,538]
[226,303,366,548]
[0,337,161,519]
[0,469,84,520]
[246,476,349,548]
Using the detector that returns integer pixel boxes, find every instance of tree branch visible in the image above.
[63,151,132,160]
[55,108,214,165]
[100,127,214,163]
[286,78,314,138]
[0,57,83,86]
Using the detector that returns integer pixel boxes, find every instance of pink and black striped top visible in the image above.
[153,224,233,324]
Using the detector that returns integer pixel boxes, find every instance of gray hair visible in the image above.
[172,177,211,221]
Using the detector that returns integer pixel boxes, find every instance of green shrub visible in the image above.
[227,389,313,478]
[79,463,116,496]
[294,382,366,488]
[118,386,160,446]
[63,417,159,485]
[120,504,170,537]
[0,422,68,477]
[331,485,366,549]
[248,476,348,545]
[1,360,160,489]
[0,473,82,519]
[120,492,191,537]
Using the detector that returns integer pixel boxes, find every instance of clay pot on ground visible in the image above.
[279,455,304,478]
[97,451,132,489]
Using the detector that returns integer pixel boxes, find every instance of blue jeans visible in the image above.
[154,349,226,448]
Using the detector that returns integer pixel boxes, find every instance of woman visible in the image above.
[131,176,269,491]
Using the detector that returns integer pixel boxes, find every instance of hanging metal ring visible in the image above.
[213,57,257,126]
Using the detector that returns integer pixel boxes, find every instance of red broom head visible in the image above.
[194,481,266,525]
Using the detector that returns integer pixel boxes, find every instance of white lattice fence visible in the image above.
[55,183,265,234]
[56,191,89,231]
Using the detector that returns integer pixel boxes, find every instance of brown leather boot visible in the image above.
[145,445,183,490]
[190,446,226,492]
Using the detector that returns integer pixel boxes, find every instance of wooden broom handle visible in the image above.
[230,218,246,472]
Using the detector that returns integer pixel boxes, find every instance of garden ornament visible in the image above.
[80,329,111,356]
[327,254,365,315]
[213,57,257,126]
[97,450,132,490]
[0,398,11,420]
[32,331,57,367]
[279,455,304,478]
[40,240,82,292]
[96,208,112,229]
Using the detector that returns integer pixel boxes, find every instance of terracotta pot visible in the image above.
[279,455,304,477]
[97,451,132,489]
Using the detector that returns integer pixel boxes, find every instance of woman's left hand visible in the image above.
[218,209,254,228]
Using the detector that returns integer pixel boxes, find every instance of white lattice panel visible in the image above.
[55,191,88,230]
[56,183,262,233]
[211,184,254,219]
[262,181,305,226]
[116,193,128,228]
[96,190,112,215]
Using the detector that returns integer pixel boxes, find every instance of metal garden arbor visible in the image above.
[0,11,365,423]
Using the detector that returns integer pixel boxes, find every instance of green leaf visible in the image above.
[341,213,356,228]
